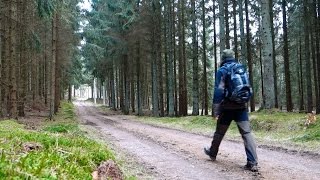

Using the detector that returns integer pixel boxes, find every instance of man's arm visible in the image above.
[213,69,226,118]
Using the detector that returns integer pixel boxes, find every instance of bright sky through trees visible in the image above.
[78,0,92,11]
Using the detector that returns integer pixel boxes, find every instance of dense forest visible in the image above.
[0,0,82,119]
[0,0,320,119]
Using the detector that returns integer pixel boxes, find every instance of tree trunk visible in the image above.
[225,0,230,49]
[119,66,123,110]
[172,3,178,116]
[213,0,218,74]
[8,0,18,119]
[259,39,265,108]
[50,13,57,120]
[239,0,246,62]
[270,0,279,108]
[18,0,27,117]
[311,0,319,113]
[311,18,318,114]
[130,78,135,112]
[202,0,208,115]
[282,0,293,112]
[116,68,119,109]
[315,0,320,113]
[0,15,2,117]
[136,41,143,115]
[44,26,48,105]
[0,1,4,117]
[54,13,60,113]
[3,0,10,117]
[303,0,313,113]
[212,1,218,116]
[178,0,187,116]
[110,60,116,110]
[261,0,275,109]
[298,37,305,112]
[219,0,226,50]
[233,0,238,59]
[93,78,97,104]
[178,0,183,116]
[123,54,129,115]
[245,0,255,111]
[68,84,72,102]
[167,0,174,116]
[164,6,169,115]
[191,0,199,115]
[182,0,188,116]
[151,0,160,117]
[158,43,164,116]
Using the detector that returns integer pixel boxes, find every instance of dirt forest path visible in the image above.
[75,101,320,180]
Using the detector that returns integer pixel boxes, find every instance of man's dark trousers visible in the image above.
[209,109,258,165]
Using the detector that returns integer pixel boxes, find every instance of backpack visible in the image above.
[224,62,252,104]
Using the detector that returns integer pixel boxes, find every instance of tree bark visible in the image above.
[172,2,178,116]
[212,0,218,117]
[225,0,230,49]
[298,37,305,112]
[233,0,238,59]
[282,0,293,112]
[191,0,199,115]
[167,0,174,116]
[50,13,57,120]
[261,0,275,109]
[18,0,27,117]
[213,0,218,74]
[123,54,129,115]
[270,0,279,108]
[202,0,208,115]
[219,0,226,50]
[158,42,164,116]
[178,0,184,116]
[0,0,4,117]
[182,0,188,116]
[316,0,320,113]
[110,60,116,110]
[245,0,255,111]
[239,0,246,62]
[9,0,18,118]
[303,0,313,113]
[136,41,143,115]
[178,0,188,116]
[310,13,318,114]
[54,13,60,114]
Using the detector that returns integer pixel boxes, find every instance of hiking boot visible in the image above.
[204,147,216,161]
[244,163,258,172]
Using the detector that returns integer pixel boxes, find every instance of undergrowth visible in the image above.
[0,101,117,179]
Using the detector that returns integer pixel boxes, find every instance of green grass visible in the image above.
[138,116,216,134]
[0,120,114,179]
[0,101,123,179]
[137,111,320,152]
[250,111,320,145]
[42,101,82,135]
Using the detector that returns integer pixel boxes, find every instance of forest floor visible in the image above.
[75,101,320,180]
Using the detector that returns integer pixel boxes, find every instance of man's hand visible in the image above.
[213,104,221,120]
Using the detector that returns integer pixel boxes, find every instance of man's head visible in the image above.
[221,49,235,60]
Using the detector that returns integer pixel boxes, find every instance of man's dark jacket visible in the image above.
[213,58,247,117]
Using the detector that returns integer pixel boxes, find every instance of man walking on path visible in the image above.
[204,49,258,172]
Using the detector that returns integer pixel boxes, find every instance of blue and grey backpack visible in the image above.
[224,62,252,104]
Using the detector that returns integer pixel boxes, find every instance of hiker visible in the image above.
[204,49,258,172]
